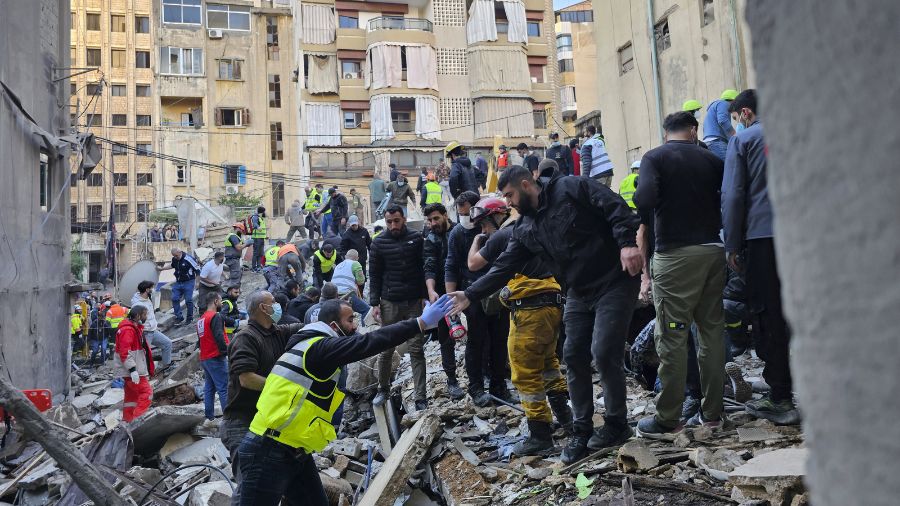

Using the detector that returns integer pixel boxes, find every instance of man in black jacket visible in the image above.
[317,188,350,236]
[369,205,429,410]
[448,165,643,464]
[340,215,372,276]
[447,142,478,199]
[545,132,575,176]
[422,203,464,400]
[287,286,320,322]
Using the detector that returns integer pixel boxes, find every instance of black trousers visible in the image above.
[464,302,509,394]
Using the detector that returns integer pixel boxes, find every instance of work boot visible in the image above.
[745,396,801,425]
[725,362,753,403]
[560,433,590,465]
[470,389,492,408]
[512,420,554,456]
[547,391,574,435]
[447,381,465,401]
[587,418,632,450]
[372,389,389,407]
[489,385,516,405]
[681,395,701,423]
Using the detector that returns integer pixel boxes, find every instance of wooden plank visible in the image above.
[372,403,393,457]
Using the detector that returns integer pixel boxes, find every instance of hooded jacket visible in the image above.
[340,226,372,261]
[130,293,158,332]
[423,221,456,291]
[114,318,155,377]
[449,156,478,198]
[386,180,416,207]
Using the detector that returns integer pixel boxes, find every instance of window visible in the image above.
[111,49,126,68]
[137,203,150,222]
[70,83,77,96]
[136,115,152,126]
[217,59,243,80]
[338,15,358,28]
[86,13,100,31]
[87,173,103,187]
[111,15,126,32]
[527,22,540,37]
[113,173,128,186]
[135,51,150,68]
[654,19,671,52]
[702,0,715,25]
[111,84,126,96]
[136,84,151,97]
[159,47,203,75]
[114,204,129,222]
[162,0,201,25]
[136,173,153,185]
[176,164,186,183]
[207,4,250,31]
[268,75,281,108]
[86,82,102,95]
[533,110,547,129]
[496,21,508,34]
[271,175,285,216]
[86,48,101,67]
[70,172,79,188]
[343,111,362,128]
[619,43,634,74]
[71,205,78,223]
[39,153,50,211]
[558,58,574,73]
[112,114,127,126]
[557,34,572,51]
[270,122,283,160]
[266,16,279,60]
[87,114,102,127]
[112,144,128,155]
[136,143,151,155]
[559,10,593,23]
[71,12,76,29]
[392,111,412,132]
[216,108,247,127]
[87,204,103,222]
[529,64,545,83]
[341,60,361,79]
[224,165,240,184]
[135,16,150,33]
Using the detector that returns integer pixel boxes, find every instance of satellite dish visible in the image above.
[117,260,160,303]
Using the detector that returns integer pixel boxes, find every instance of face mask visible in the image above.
[398,181,406,187]
[268,303,283,324]
[459,215,475,230]
[736,123,746,132]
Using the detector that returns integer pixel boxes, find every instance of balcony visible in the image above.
[366,17,436,46]
[367,17,433,33]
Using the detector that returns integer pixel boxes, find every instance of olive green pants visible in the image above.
[652,245,725,427]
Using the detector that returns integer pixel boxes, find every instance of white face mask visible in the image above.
[459,215,475,230]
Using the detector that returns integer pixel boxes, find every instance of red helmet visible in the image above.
[470,197,510,224]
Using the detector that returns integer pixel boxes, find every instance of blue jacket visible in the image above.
[703,99,735,142]
[721,121,772,253]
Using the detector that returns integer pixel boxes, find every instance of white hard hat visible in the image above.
[630,160,641,170]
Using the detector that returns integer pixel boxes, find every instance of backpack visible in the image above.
[244,214,256,235]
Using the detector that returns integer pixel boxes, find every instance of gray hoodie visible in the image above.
[130,293,157,332]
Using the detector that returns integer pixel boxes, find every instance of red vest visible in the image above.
[197,310,228,360]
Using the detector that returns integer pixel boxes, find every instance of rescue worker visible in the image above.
[312,243,340,288]
[466,197,573,454]
[682,99,703,118]
[199,292,229,421]
[703,89,738,160]
[236,296,453,506]
[221,284,242,339]
[115,305,154,422]
[70,306,84,354]
[497,144,510,170]
[265,240,284,267]
[277,239,305,284]
[330,249,370,315]
[619,161,640,209]
[581,124,614,186]
[446,141,478,199]
[224,223,249,286]
[420,172,443,210]
[304,185,324,240]
[87,302,109,365]
[105,300,128,357]
[285,199,307,242]
[251,206,268,271]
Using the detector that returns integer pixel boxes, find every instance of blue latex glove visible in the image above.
[420,294,453,329]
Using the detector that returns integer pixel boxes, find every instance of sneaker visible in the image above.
[725,362,753,403]
[447,382,465,401]
[414,399,428,411]
[685,411,723,430]
[172,317,185,326]
[681,396,701,422]
[560,433,590,465]
[635,416,683,440]
[372,390,389,407]
[745,396,801,425]
[470,390,492,408]
[587,420,632,450]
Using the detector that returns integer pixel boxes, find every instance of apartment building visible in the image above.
[153,0,299,217]
[69,0,157,227]
[295,0,558,190]
[554,0,600,138]
[591,0,755,182]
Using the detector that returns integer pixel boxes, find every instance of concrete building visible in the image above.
[554,0,600,138]
[294,0,558,205]
[0,0,73,396]
[591,0,755,183]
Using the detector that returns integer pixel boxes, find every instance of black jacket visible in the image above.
[545,142,575,176]
[287,294,317,321]
[321,193,349,221]
[445,224,487,290]
[369,226,426,305]
[423,221,456,291]
[465,173,640,301]
[449,157,478,199]
[340,227,372,260]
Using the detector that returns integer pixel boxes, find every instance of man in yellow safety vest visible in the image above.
[420,172,443,210]
[251,206,268,271]
[312,243,340,288]
[619,161,640,209]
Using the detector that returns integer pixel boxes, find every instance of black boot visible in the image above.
[512,420,554,456]
[547,391,574,435]
[587,417,633,450]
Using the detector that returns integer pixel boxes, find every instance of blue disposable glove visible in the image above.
[420,294,453,330]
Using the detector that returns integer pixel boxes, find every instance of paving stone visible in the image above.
[729,448,807,506]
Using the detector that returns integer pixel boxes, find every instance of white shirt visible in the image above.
[199,261,225,287]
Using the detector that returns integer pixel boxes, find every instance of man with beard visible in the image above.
[447,165,642,464]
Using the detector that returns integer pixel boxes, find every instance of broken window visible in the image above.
[218,59,243,80]
[619,43,634,74]
[224,165,240,184]
[268,75,281,108]
[654,19,671,53]
[267,16,280,60]
[270,122,283,160]
[39,153,51,211]
[271,175,285,216]
[159,47,203,75]
[702,0,715,25]
[175,164,186,183]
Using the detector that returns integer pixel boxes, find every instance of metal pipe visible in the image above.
[488,394,526,413]
[729,0,744,89]
[647,0,665,145]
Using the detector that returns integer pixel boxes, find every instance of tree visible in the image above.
[217,190,264,220]
[70,237,87,281]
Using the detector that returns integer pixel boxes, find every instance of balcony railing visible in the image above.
[367,17,433,32]
[392,120,414,132]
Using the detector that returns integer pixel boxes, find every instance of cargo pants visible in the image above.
[508,305,568,422]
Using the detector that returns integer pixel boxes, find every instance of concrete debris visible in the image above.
[616,440,660,473]
[130,404,205,454]
[525,466,552,480]
[153,380,200,406]
[729,448,807,506]
[187,480,233,506]
[91,388,124,409]
[164,437,230,472]
[45,404,81,430]
[159,433,197,460]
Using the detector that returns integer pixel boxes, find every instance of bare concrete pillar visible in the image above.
[745,2,900,505]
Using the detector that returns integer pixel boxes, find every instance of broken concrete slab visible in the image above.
[617,440,660,473]
[92,389,124,409]
[330,438,363,459]
[165,438,230,469]
[332,455,350,475]
[159,433,197,460]
[729,447,807,506]
[45,404,82,430]
[451,437,481,466]
[130,404,205,454]
[737,426,781,443]
[526,467,552,480]
[691,447,746,481]
[320,474,353,505]
[153,380,199,407]
[187,480,233,506]
[433,453,493,506]
[70,395,96,413]
[167,349,200,382]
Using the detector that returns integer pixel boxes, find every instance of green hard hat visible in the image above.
[682,99,703,112]
[721,89,739,101]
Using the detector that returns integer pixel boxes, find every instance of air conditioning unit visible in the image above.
[344,73,354,79]
[208,29,223,39]
[225,185,239,195]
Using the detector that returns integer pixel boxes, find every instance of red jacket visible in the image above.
[114,318,155,377]
[198,310,229,361]
[572,151,581,176]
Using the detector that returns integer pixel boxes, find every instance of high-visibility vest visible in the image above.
[314,250,337,273]
[106,304,127,329]
[265,246,280,265]
[498,152,509,168]
[304,190,321,211]
[222,299,237,336]
[278,243,299,259]
[252,215,267,239]
[249,334,344,452]
[619,173,638,209]
[70,314,83,334]
[224,232,239,248]
[424,181,442,204]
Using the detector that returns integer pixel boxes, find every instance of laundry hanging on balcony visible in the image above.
[307,53,339,94]
[468,46,531,93]
[305,103,342,146]
[364,43,403,90]
[414,96,441,140]
[499,0,528,44]
[473,97,534,139]
[467,0,497,44]
[405,46,439,90]
[370,95,396,142]
[301,4,336,44]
